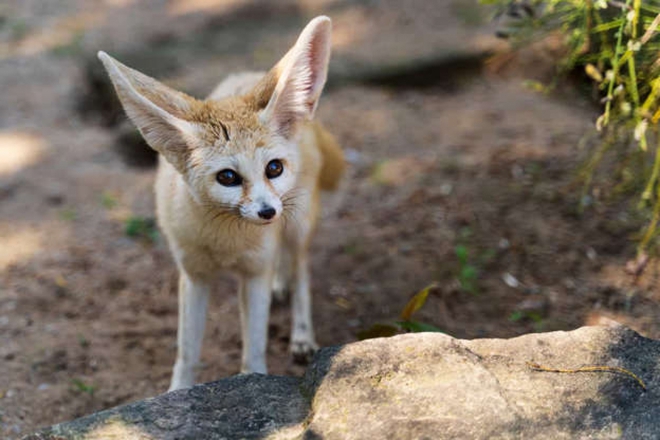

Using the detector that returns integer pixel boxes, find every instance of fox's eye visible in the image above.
[216,169,242,187]
[265,159,284,179]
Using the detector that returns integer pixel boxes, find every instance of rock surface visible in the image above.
[25,325,660,439]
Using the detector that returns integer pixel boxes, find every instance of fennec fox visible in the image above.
[98,16,344,391]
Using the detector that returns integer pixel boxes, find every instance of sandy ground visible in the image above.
[1,0,659,437]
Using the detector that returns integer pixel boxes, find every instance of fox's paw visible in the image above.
[169,360,196,392]
[290,339,319,365]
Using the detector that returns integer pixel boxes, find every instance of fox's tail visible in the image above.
[313,123,346,192]
[310,122,347,217]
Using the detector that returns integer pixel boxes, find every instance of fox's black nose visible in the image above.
[258,206,276,220]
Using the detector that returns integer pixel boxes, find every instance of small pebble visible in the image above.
[502,273,520,288]
[586,247,597,261]
[516,297,549,316]
[581,195,593,207]
[344,148,362,165]
[329,285,348,297]
[440,183,453,195]
[511,164,524,180]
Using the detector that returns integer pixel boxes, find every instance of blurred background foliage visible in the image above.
[484,0,660,256]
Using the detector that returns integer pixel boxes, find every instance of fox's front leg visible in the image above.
[290,249,318,362]
[272,250,292,303]
[239,271,273,374]
[169,272,210,391]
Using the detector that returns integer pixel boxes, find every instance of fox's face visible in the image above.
[185,123,301,224]
[98,17,331,224]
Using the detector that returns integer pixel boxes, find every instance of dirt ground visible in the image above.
[1,0,659,437]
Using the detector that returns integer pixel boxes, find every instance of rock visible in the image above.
[25,375,307,440]
[305,325,657,439]
[325,0,504,87]
[25,325,660,439]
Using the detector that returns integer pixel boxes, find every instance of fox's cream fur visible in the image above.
[98,16,344,391]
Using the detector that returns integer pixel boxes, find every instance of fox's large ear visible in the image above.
[259,16,332,138]
[97,51,199,171]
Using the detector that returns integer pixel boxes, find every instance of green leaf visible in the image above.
[455,245,469,265]
[509,311,524,322]
[510,309,544,324]
[59,208,77,221]
[457,263,478,294]
[460,265,478,281]
[124,216,158,242]
[71,378,96,396]
[100,192,117,209]
[396,320,445,333]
